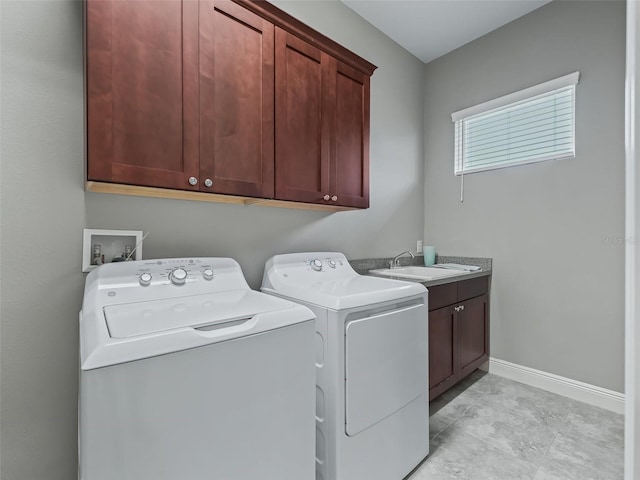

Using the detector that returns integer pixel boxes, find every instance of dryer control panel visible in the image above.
[306,255,347,273]
[263,252,359,287]
[270,253,355,279]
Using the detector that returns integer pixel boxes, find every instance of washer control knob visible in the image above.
[328,260,336,268]
[139,273,152,286]
[170,268,188,285]
[202,268,214,280]
[311,259,323,271]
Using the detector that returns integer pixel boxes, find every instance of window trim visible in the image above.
[452,71,580,176]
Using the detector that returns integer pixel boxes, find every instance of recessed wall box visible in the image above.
[82,229,143,272]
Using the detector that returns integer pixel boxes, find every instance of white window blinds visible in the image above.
[452,72,580,176]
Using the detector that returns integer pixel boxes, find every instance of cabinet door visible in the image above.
[199,0,274,197]
[428,306,457,401]
[457,294,489,378]
[274,28,332,204]
[331,61,370,208]
[86,0,199,190]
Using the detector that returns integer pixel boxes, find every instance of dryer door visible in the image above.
[344,299,428,436]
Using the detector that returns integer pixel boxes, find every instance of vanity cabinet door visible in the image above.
[457,294,489,378]
[428,306,457,401]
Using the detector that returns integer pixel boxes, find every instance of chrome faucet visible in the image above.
[389,251,414,269]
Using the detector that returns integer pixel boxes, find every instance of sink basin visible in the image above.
[369,266,469,281]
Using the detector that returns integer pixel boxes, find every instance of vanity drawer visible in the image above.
[428,283,457,311]
[457,276,489,302]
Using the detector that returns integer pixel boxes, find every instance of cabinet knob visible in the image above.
[188,176,198,186]
[204,178,213,188]
[331,195,338,202]
[323,195,330,201]
[460,305,465,311]
[454,306,460,312]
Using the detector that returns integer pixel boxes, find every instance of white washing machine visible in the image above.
[261,252,429,480]
[79,257,316,480]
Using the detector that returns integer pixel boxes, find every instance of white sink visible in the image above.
[369,266,469,281]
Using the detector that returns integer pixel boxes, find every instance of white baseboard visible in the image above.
[487,357,625,414]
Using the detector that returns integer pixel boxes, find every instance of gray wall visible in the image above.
[423,0,626,392]
[0,1,426,478]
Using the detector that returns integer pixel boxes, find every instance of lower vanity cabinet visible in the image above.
[428,276,489,401]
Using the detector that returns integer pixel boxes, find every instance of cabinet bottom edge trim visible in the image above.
[85,181,358,212]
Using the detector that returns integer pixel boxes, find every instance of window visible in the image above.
[452,72,580,175]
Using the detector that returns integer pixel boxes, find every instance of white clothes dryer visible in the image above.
[262,252,429,480]
[79,257,316,480]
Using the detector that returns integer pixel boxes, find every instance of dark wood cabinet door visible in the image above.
[429,306,457,400]
[86,0,199,190]
[274,27,331,204]
[331,61,370,208]
[457,294,489,378]
[199,0,274,197]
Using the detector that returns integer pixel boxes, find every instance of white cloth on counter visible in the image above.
[433,263,481,272]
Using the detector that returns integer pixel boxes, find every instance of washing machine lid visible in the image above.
[104,290,296,338]
[82,289,314,370]
[262,252,426,310]
[80,257,316,370]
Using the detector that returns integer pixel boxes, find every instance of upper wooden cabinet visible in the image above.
[274,28,370,208]
[86,0,376,210]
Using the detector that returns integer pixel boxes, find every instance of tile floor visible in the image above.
[409,371,624,480]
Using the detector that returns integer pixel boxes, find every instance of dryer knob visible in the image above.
[170,268,188,285]
[311,259,323,271]
[202,268,214,280]
[328,260,336,268]
[139,273,152,286]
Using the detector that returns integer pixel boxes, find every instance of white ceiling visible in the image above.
[341,0,553,64]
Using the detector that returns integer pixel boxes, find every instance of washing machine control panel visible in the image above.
[132,259,217,287]
[91,258,249,306]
